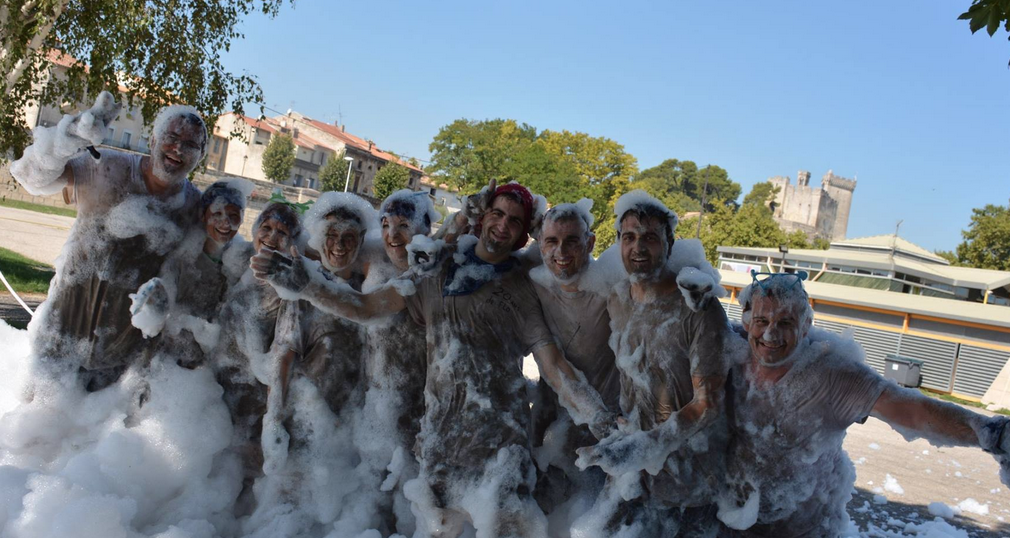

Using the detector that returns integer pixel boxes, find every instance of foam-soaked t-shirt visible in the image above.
[403,249,555,476]
[36,150,200,371]
[606,278,729,429]
[725,328,888,538]
[532,279,620,411]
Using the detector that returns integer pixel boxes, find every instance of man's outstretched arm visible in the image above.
[871,383,999,449]
[250,246,407,322]
[532,343,615,439]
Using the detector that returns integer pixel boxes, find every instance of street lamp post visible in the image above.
[343,156,354,192]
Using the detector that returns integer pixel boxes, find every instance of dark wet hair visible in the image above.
[618,204,676,254]
[255,202,303,239]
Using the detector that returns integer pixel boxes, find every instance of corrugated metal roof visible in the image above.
[717,245,1010,290]
[719,269,1010,329]
[832,234,946,263]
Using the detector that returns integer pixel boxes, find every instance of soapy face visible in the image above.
[744,294,809,366]
[539,217,593,283]
[381,214,413,271]
[322,215,363,272]
[479,195,525,254]
[618,214,668,278]
[150,116,205,184]
[203,201,242,245]
[254,217,293,254]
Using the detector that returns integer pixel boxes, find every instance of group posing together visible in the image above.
[10,93,1010,538]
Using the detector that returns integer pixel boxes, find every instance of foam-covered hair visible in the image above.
[380,189,441,236]
[304,191,378,254]
[200,178,255,212]
[614,189,678,249]
[738,274,814,329]
[152,105,209,159]
[543,198,595,236]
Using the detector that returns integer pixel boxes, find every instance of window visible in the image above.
[122,131,132,147]
[213,138,221,152]
[357,160,362,170]
[107,127,115,143]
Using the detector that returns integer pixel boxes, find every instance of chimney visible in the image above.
[368,141,373,151]
[341,125,346,132]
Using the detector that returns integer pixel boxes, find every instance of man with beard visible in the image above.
[10,92,207,391]
[718,272,1010,537]
[575,191,731,537]
[251,182,613,538]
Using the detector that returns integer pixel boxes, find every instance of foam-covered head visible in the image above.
[615,191,677,278]
[380,189,439,270]
[614,190,678,252]
[539,198,596,283]
[253,202,303,254]
[201,179,253,246]
[738,274,814,367]
[149,105,208,184]
[305,192,377,272]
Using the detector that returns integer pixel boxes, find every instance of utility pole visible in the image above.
[696,173,710,239]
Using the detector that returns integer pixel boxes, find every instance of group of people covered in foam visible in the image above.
[10,91,1010,538]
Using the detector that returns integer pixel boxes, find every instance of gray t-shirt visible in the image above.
[403,250,555,476]
[532,278,621,411]
[607,278,729,429]
[725,328,888,538]
[37,151,200,372]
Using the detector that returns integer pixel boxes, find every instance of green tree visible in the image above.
[1,0,292,159]
[262,134,295,183]
[536,129,639,231]
[373,161,411,200]
[680,199,790,264]
[959,0,1010,66]
[812,237,832,250]
[319,150,350,192]
[955,202,1010,270]
[935,249,959,265]
[633,159,741,211]
[427,118,537,194]
[742,181,781,207]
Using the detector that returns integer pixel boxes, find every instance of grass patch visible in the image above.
[919,388,1010,416]
[0,247,54,294]
[0,198,77,218]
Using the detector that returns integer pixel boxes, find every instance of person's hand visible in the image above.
[589,409,619,441]
[250,245,311,296]
[60,91,121,152]
[677,267,717,312]
[129,278,169,338]
[575,428,668,476]
[461,177,497,226]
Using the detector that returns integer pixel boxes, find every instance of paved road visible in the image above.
[0,206,73,266]
[845,414,1010,536]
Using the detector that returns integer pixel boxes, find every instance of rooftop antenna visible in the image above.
[890,220,902,262]
[337,105,344,127]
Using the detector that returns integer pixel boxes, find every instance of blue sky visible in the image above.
[221,1,1009,252]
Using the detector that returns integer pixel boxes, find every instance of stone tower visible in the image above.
[821,170,856,241]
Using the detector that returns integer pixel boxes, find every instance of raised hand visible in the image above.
[677,267,717,312]
[250,245,311,296]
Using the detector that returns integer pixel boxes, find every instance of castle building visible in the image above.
[767,170,856,241]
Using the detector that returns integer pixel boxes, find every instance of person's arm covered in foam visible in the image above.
[10,91,120,196]
[872,383,995,448]
[533,343,615,439]
[250,246,406,322]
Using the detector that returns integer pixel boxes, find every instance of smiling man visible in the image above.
[575,191,731,537]
[251,182,613,538]
[719,272,1010,537]
[10,92,208,391]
